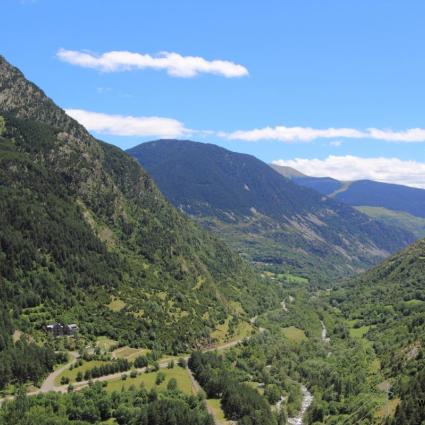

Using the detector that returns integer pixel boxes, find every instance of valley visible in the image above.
[0,55,423,425]
[128,139,414,283]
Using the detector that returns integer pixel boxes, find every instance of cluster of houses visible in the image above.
[45,323,78,337]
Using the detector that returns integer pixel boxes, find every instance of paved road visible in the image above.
[0,328,252,406]
[40,351,79,393]
[0,351,79,405]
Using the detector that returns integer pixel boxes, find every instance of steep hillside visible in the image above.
[0,56,279,363]
[127,139,414,281]
[331,238,425,424]
[334,180,425,219]
[356,206,425,239]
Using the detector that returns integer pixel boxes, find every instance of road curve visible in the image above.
[0,351,79,405]
[40,351,79,393]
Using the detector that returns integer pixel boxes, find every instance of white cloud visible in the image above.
[367,128,425,142]
[222,126,364,142]
[222,125,425,143]
[57,49,248,78]
[66,109,188,138]
[329,140,342,147]
[272,156,425,189]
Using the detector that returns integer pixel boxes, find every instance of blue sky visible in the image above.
[2,0,425,187]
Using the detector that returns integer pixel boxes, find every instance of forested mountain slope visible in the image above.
[331,238,425,424]
[0,55,279,369]
[128,139,414,281]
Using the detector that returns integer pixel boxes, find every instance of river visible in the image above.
[288,385,313,425]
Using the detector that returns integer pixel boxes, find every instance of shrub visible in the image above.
[167,377,178,391]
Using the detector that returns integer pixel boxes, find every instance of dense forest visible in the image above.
[189,351,280,425]
[0,382,214,425]
[0,306,58,390]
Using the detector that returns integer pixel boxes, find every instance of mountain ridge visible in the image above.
[272,164,425,218]
[272,164,425,238]
[127,139,414,281]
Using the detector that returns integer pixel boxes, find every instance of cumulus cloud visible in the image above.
[222,126,364,142]
[272,156,425,189]
[57,49,248,78]
[367,128,425,142]
[66,109,188,138]
[223,125,425,143]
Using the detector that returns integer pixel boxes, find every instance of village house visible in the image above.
[45,323,78,337]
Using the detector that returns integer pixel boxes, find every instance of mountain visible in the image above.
[272,167,425,238]
[127,139,414,281]
[270,164,306,178]
[0,55,279,366]
[332,238,425,424]
[355,206,425,239]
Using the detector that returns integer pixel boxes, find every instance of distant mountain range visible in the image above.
[128,139,414,281]
[272,164,425,238]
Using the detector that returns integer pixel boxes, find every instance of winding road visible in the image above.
[0,352,79,405]
[0,330,253,407]
[40,351,79,393]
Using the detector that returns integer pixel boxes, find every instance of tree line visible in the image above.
[189,351,283,425]
[0,381,214,425]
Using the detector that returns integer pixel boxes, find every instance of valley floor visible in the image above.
[2,275,421,425]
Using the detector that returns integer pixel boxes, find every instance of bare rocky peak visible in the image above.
[0,55,90,142]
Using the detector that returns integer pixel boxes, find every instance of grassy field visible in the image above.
[277,273,309,284]
[211,317,231,342]
[211,317,253,344]
[232,321,253,341]
[112,346,150,361]
[404,299,424,306]
[282,326,307,343]
[55,360,108,385]
[104,367,193,395]
[375,398,401,420]
[349,325,370,339]
[206,399,228,424]
[111,345,186,365]
[96,336,118,352]
[107,297,126,312]
[102,419,117,424]
[261,271,309,284]
[369,358,381,374]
